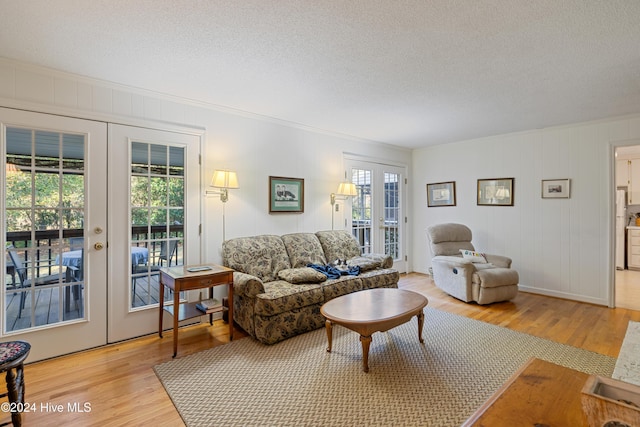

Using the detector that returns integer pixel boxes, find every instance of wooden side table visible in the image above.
[159,265,234,357]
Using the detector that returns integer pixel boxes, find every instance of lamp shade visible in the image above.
[211,170,239,189]
[336,182,357,196]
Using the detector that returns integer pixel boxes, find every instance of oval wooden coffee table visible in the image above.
[320,288,428,372]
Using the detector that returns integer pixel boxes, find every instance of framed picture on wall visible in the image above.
[269,176,304,213]
[542,179,571,198]
[477,178,514,206]
[426,181,456,207]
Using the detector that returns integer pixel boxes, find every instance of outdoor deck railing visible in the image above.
[6,225,183,278]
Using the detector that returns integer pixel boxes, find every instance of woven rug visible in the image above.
[613,321,640,386]
[154,307,616,427]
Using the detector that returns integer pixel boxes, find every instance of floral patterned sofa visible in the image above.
[222,230,399,344]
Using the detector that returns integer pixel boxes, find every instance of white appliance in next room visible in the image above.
[616,189,627,269]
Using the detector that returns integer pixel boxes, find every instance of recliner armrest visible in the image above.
[483,253,512,268]
[431,255,477,276]
[432,255,474,267]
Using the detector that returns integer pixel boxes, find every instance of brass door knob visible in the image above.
[94,242,104,250]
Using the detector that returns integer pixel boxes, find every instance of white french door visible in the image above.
[344,159,407,272]
[1,108,107,362]
[107,124,201,342]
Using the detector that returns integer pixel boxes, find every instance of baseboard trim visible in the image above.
[518,285,608,306]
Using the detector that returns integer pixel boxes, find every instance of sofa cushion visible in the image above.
[278,267,327,284]
[316,230,361,262]
[347,256,379,271]
[321,276,363,300]
[366,253,394,269]
[255,280,324,316]
[348,254,394,271]
[222,235,291,283]
[359,268,400,289]
[281,233,327,268]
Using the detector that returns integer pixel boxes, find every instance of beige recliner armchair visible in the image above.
[426,223,518,305]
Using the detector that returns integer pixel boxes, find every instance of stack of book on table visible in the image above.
[196,298,222,314]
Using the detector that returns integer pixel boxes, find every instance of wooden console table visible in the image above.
[159,265,234,357]
[462,358,590,426]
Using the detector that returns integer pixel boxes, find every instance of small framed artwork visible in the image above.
[542,179,571,198]
[427,181,456,207]
[269,176,304,213]
[477,178,514,206]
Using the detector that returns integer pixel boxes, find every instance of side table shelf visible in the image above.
[195,305,228,316]
[163,301,211,322]
[159,264,234,357]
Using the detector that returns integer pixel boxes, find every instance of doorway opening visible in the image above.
[614,145,640,311]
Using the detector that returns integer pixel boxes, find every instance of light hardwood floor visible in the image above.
[12,273,640,426]
[616,268,640,310]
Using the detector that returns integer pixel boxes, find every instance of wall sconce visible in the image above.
[330,181,357,229]
[205,169,239,202]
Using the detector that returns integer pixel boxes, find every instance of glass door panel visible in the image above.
[5,127,84,329]
[108,124,200,343]
[351,168,372,254]
[130,142,185,308]
[383,171,400,260]
[345,159,406,272]
[1,107,107,362]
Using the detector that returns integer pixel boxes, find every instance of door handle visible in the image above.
[94,242,105,250]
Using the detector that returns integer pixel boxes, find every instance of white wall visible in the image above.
[412,114,640,305]
[6,58,640,306]
[197,111,411,263]
[0,58,411,265]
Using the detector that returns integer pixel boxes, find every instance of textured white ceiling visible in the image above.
[0,0,639,148]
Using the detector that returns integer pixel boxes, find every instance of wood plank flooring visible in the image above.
[616,268,640,311]
[13,273,640,426]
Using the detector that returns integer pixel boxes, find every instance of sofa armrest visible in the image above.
[483,253,512,268]
[361,253,393,269]
[233,271,265,298]
[348,253,393,271]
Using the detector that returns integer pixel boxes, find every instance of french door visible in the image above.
[107,124,201,342]
[345,159,407,272]
[1,110,202,360]
[1,108,107,361]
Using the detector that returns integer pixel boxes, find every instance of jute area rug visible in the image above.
[154,307,615,427]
